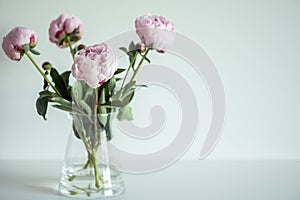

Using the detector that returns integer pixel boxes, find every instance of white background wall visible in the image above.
[0,0,299,160]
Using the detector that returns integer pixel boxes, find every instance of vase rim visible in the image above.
[67,109,119,119]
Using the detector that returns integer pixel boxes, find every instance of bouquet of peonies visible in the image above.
[2,13,175,197]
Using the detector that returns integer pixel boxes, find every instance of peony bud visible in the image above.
[42,62,52,70]
[48,14,83,48]
[135,42,146,53]
[2,27,38,61]
[77,44,86,51]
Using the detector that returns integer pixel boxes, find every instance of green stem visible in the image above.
[91,150,100,188]
[129,48,150,82]
[94,88,100,149]
[24,51,62,97]
[94,88,99,132]
[67,36,75,61]
[83,152,92,169]
[99,89,106,115]
[93,88,100,188]
[121,51,138,89]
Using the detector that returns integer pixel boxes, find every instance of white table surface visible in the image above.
[0,160,299,200]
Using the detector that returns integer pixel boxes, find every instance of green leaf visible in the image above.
[117,105,133,121]
[72,122,81,139]
[112,81,135,101]
[98,113,108,127]
[69,190,80,195]
[52,104,73,113]
[36,95,49,120]
[60,71,72,101]
[79,100,92,114]
[129,41,136,52]
[23,44,30,52]
[50,97,71,105]
[50,68,70,100]
[39,90,56,98]
[145,57,150,63]
[99,80,110,91]
[119,47,127,54]
[138,51,151,63]
[107,76,116,93]
[29,48,40,55]
[68,175,76,182]
[128,51,136,69]
[72,115,85,139]
[60,71,71,87]
[111,80,136,106]
[87,192,91,197]
[52,103,85,114]
[35,91,56,120]
[49,97,74,115]
[140,53,151,63]
[135,84,148,88]
[100,100,123,108]
[114,68,126,75]
[122,90,135,106]
[122,81,136,97]
[104,116,113,141]
[83,87,94,101]
[71,80,83,104]
[128,41,137,68]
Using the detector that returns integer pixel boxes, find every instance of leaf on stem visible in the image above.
[68,175,76,182]
[114,68,126,75]
[121,90,135,106]
[35,91,56,120]
[52,104,73,112]
[139,52,151,63]
[50,96,72,106]
[121,81,136,98]
[107,76,116,94]
[135,84,148,88]
[71,80,83,104]
[69,190,80,195]
[100,100,123,108]
[29,48,40,55]
[128,41,137,69]
[119,47,127,54]
[60,71,71,87]
[22,44,30,52]
[72,122,81,139]
[129,41,136,52]
[79,100,92,115]
[117,105,133,121]
[36,96,49,120]
[50,68,71,100]
[83,87,94,101]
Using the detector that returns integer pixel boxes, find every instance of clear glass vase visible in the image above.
[59,112,125,199]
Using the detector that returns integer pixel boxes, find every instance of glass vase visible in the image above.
[59,112,125,199]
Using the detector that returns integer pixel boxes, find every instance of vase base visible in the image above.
[59,164,125,199]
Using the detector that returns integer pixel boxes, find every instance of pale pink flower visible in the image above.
[71,43,118,88]
[49,14,83,48]
[135,14,175,52]
[2,27,38,61]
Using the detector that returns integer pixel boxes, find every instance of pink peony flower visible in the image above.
[49,14,83,48]
[71,43,118,88]
[135,14,175,52]
[2,27,38,61]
